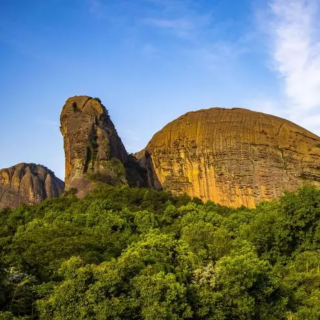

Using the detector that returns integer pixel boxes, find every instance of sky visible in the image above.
[1,0,320,180]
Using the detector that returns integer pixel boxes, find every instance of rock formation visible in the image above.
[60,96,129,197]
[0,163,64,209]
[137,108,320,207]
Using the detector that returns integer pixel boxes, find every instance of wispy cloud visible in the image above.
[85,0,250,80]
[141,17,197,38]
[267,0,320,133]
[141,12,210,38]
[140,0,212,38]
[142,17,193,30]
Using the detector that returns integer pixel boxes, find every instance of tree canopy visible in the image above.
[1,185,320,319]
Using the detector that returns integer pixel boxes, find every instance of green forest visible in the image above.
[1,185,320,319]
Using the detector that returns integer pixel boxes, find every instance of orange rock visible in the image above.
[137,108,320,208]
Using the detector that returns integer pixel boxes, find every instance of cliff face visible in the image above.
[0,163,64,209]
[137,108,320,207]
[60,96,129,197]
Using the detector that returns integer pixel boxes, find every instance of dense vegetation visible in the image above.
[1,185,320,319]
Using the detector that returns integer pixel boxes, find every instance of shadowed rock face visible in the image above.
[137,108,320,208]
[0,163,64,209]
[60,96,128,197]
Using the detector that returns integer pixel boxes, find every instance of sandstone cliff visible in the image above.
[0,163,64,209]
[60,96,129,197]
[137,108,320,207]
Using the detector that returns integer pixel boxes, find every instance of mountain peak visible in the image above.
[60,95,128,198]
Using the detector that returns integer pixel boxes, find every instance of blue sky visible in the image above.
[1,0,320,180]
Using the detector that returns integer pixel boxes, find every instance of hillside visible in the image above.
[1,186,320,319]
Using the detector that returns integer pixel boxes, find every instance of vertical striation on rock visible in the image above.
[60,96,129,197]
[0,163,64,209]
[137,108,320,208]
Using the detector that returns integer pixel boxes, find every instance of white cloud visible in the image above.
[267,0,320,133]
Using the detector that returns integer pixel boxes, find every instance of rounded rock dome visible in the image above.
[138,108,320,207]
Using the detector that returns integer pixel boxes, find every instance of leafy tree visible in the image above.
[1,186,320,318]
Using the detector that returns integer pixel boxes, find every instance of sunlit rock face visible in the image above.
[60,96,128,197]
[0,163,64,209]
[137,108,320,208]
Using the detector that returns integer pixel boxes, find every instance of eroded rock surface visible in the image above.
[60,96,129,197]
[0,163,64,209]
[137,108,320,207]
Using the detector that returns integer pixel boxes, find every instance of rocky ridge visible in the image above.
[0,163,64,209]
[3,99,320,209]
[137,108,320,207]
